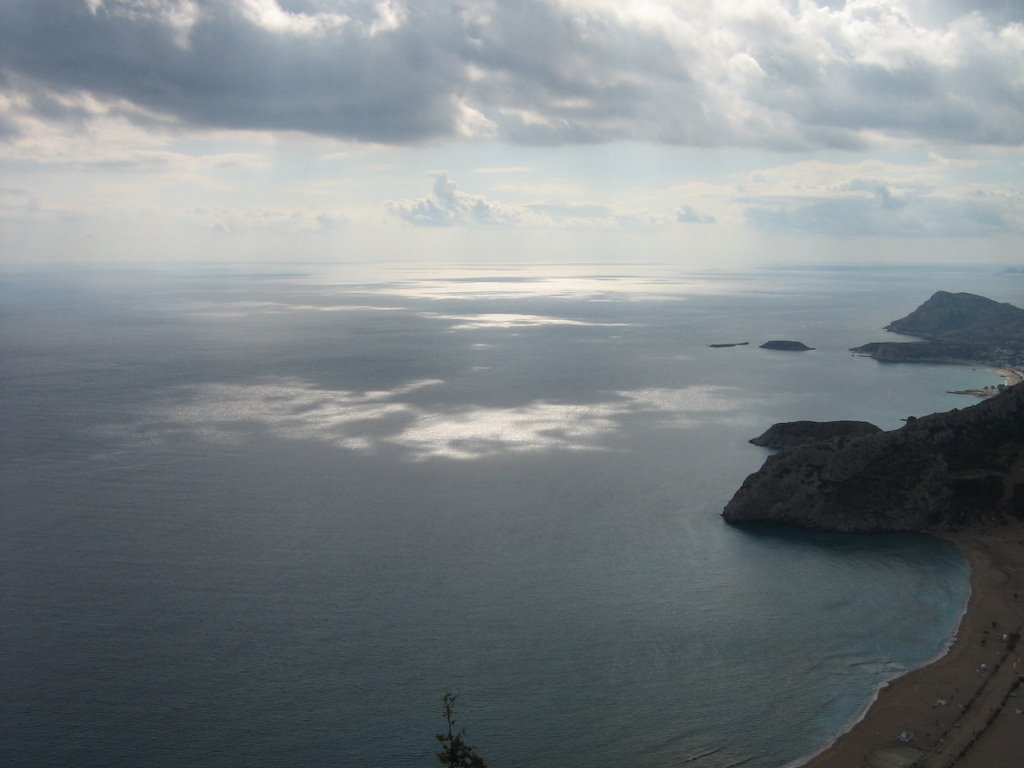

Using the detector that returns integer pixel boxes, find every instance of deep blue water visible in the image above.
[1,263,1016,768]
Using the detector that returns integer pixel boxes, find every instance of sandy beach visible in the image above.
[800,520,1024,768]
[997,368,1024,388]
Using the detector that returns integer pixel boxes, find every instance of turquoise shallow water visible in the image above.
[0,263,1012,768]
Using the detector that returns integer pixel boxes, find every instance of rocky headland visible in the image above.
[851,291,1024,369]
[749,420,882,450]
[723,383,1024,532]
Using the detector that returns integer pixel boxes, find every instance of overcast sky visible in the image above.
[1,0,1022,267]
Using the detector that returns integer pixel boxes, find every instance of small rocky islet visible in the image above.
[759,340,814,351]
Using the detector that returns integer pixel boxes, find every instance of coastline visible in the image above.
[797,520,1024,768]
[994,367,1024,387]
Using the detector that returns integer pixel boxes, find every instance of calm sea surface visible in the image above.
[1,263,1017,768]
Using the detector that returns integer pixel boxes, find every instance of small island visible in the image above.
[708,341,749,348]
[760,340,814,351]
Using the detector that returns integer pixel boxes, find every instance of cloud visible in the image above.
[0,1,1022,148]
[474,166,532,175]
[187,205,350,234]
[675,205,716,224]
[0,0,460,143]
[744,183,1023,237]
[388,172,677,229]
[725,156,1024,237]
[387,171,522,226]
[0,186,40,219]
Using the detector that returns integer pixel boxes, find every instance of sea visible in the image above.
[1,261,1019,768]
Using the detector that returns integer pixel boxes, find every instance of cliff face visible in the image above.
[723,384,1024,532]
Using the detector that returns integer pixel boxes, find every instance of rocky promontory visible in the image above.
[723,384,1024,532]
[749,420,882,450]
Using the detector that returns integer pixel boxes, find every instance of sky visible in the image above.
[0,0,1022,268]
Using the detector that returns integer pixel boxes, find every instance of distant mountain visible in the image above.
[722,384,1024,532]
[851,292,1024,367]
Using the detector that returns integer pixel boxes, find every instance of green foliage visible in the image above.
[436,692,487,768]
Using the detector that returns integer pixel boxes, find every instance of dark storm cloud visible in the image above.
[0,0,463,143]
[0,1,1022,148]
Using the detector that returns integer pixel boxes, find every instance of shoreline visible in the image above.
[993,367,1024,387]
[797,521,1024,768]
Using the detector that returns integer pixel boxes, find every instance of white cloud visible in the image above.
[387,171,523,226]
[746,189,1023,237]
[186,205,349,234]
[474,166,532,175]
[388,172,680,230]
[0,186,40,220]
[676,205,716,224]
[737,157,1024,237]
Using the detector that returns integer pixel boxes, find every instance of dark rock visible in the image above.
[760,340,814,351]
[722,383,1024,532]
[750,420,882,450]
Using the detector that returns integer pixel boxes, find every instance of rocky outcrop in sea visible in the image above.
[760,340,814,351]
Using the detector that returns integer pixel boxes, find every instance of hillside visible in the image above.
[886,291,1024,344]
[851,292,1024,368]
